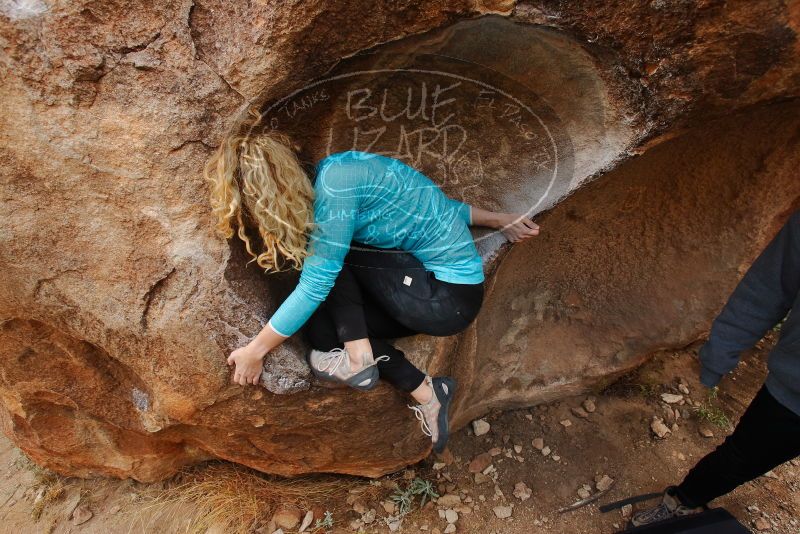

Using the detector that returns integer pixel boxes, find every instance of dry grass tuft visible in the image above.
[30,469,67,520]
[131,461,386,534]
[14,454,73,523]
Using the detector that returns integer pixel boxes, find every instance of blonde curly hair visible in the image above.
[205,116,315,272]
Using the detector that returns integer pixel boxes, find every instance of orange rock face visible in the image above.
[0,2,798,481]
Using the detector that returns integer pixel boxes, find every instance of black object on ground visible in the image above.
[616,508,751,534]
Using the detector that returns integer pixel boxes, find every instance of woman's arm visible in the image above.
[226,161,358,386]
[470,206,540,242]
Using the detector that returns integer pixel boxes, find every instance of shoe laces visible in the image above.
[316,347,349,376]
[408,377,438,438]
[633,502,673,526]
[317,350,390,376]
[408,404,433,437]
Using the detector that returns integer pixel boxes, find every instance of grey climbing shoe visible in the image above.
[630,486,704,527]
[409,376,456,454]
[307,347,386,391]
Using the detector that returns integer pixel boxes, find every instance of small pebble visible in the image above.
[437,494,461,508]
[571,406,589,419]
[474,473,492,485]
[299,510,314,532]
[362,509,376,525]
[661,393,683,404]
[513,482,531,501]
[595,474,614,491]
[493,505,513,519]
[472,419,490,436]
[651,417,671,438]
[71,504,93,526]
[469,453,492,474]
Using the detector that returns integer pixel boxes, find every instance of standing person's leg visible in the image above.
[632,384,800,526]
[676,384,800,506]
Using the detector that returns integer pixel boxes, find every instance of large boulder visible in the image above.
[0,1,798,481]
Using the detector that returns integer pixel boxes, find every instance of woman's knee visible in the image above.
[418,305,480,336]
[421,282,483,336]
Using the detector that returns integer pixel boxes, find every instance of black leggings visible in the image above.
[676,384,800,507]
[304,243,484,392]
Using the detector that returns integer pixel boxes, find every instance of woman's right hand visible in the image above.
[497,212,540,243]
[227,344,266,386]
[225,322,289,386]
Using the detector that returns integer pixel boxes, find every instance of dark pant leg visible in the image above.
[304,261,426,393]
[321,263,369,343]
[676,384,800,507]
[369,338,426,392]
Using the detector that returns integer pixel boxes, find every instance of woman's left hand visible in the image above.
[227,345,266,386]
[497,213,540,243]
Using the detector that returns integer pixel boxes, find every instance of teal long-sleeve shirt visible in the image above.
[268,150,484,337]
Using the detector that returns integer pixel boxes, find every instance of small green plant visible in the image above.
[312,510,334,532]
[694,387,731,429]
[408,477,438,508]
[695,403,730,428]
[390,477,439,517]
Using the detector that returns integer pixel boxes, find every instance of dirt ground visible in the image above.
[1,334,798,534]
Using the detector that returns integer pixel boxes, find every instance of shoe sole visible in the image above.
[308,358,380,392]
[345,365,380,391]
[432,376,457,454]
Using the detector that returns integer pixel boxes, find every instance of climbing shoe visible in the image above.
[408,376,457,454]
[630,486,705,527]
[307,347,386,391]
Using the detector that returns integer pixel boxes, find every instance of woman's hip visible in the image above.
[346,252,484,335]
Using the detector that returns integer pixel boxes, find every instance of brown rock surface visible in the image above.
[0,2,798,481]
